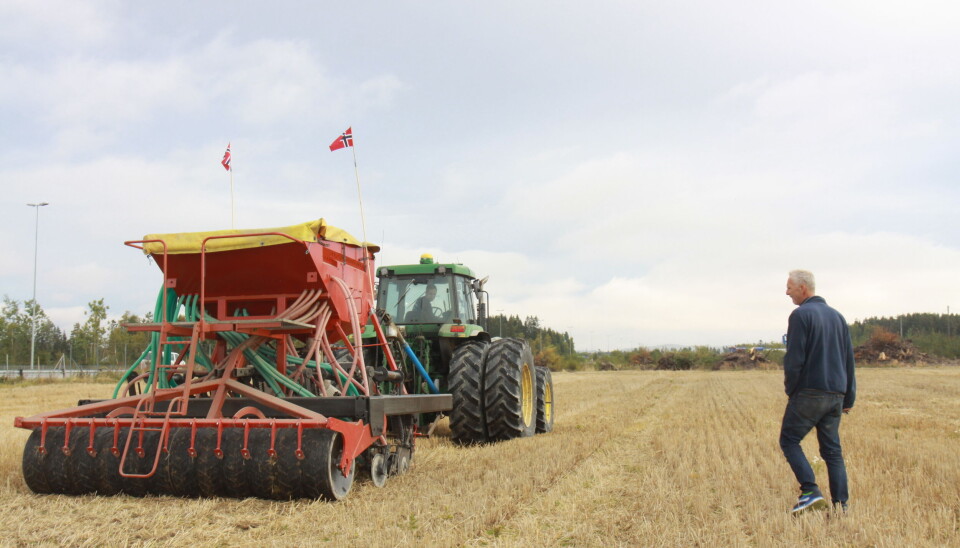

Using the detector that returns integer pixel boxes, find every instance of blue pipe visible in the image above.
[402,342,440,394]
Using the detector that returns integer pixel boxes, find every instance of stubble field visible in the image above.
[0,367,958,547]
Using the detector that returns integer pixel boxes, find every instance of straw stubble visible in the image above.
[0,368,957,546]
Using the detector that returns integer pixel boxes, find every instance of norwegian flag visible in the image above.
[221,143,232,171]
[329,127,353,151]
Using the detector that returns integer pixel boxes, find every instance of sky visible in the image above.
[1,1,959,351]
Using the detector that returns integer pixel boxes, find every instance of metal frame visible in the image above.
[15,230,450,483]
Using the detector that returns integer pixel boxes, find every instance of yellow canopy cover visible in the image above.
[142,218,379,255]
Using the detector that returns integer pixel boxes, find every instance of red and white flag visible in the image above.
[221,143,232,171]
[329,127,353,151]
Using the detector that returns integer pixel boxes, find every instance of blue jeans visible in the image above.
[779,389,848,503]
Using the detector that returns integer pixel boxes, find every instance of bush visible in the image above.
[870,326,899,346]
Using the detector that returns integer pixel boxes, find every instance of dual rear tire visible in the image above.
[449,337,553,444]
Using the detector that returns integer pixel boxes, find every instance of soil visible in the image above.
[713,348,769,370]
[854,337,931,364]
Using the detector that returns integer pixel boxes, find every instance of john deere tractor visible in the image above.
[364,254,554,443]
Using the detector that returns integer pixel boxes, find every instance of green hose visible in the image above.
[116,286,362,398]
[112,286,173,397]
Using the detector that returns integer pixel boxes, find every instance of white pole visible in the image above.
[27,202,49,370]
[230,167,236,229]
[350,134,374,289]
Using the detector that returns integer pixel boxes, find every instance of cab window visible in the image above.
[454,276,476,322]
[377,275,453,324]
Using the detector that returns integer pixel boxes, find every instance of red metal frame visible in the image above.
[16,229,401,480]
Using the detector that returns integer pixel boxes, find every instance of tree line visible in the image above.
[850,313,960,358]
[485,314,580,370]
[2,299,581,370]
[0,296,151,368]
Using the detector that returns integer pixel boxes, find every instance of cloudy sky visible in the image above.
[2,1,959,350]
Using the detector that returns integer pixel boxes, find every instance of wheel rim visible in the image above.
[370,453,387,488]
[521,363,535,427]
[543,380,553,424]
[326,433,354,499]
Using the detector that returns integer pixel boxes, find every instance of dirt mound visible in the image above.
[655,355,693,370]
[854,336,929,364]
[714,348,769,370]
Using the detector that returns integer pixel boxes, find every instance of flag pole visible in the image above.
[351,141,368,246]
[230,167,236,229]
[222,142,235,228]
[349,132,374,290]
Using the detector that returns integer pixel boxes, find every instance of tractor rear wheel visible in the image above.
[483,338,537,441]
[535,366,555,433]
[448,340,489,444]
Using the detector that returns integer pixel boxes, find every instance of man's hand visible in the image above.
[842,408,851,414]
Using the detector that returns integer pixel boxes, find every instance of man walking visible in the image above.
[781,270,856,514]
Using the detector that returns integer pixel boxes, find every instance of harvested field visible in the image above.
[1,368,958,546]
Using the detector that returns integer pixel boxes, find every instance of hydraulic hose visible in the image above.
[119,287,365,398]
[395,331,439,394]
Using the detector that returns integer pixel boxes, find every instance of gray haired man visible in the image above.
[781,270,856,514]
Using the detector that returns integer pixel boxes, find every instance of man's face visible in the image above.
[425,288,436,301]
[785,278,807,306]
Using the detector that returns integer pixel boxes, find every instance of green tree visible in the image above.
[105,311,152,366]
[71,299,109,365]
[0,296,64,367]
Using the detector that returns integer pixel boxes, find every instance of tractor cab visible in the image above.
[378,272,472,325]
[367,255,489,399]
[375,254,487,335]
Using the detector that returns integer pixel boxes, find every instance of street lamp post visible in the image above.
[27,202,49,370]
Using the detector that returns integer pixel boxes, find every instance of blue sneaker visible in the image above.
[791,491,827,514]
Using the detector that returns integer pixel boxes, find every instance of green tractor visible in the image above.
[362,254,554,443]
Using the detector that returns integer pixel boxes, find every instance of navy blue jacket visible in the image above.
[784,296,856,409]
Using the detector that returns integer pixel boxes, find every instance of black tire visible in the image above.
[246,428,281,499]
[155,428,200,497]
[118,429,157,497]
[448,340,489,444]
[484,338,537,441]
[22,429,52,494]
[220,428,250,498]
[94,427,123,496]
[535,366,555,434]
[42,427,82,495]
[69,427,98,494]
[194,428,226,497]
[302,429,354,501]
[274,429,301,499]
